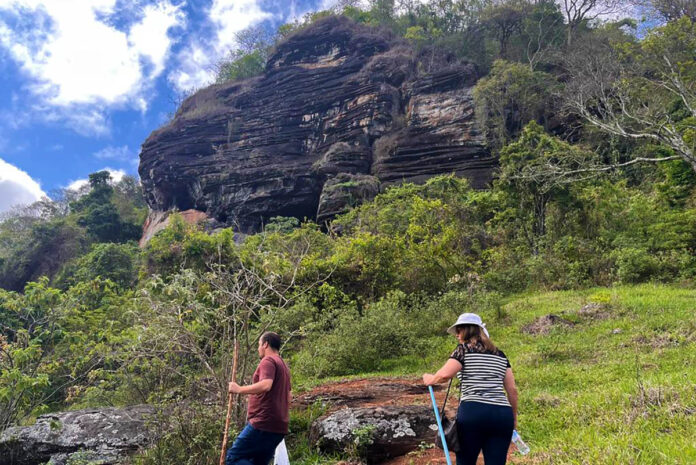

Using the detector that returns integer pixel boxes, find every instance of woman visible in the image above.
[423,313,518,465]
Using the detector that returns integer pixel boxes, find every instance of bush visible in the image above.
[55,242,139,289]
[132,403,226,465]
[293,291,425,377]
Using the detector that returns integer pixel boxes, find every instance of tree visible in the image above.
[521,0,565,70]
[369,0,396,27]
[474,60,560,150]
[56,242,139,289]
[71,171,142,243]
[215,25,274,83]
[633,0,696,22]
[560,0,624,45]
[127,241,330,426]
[481,0,527,59]
[495,122,599,253]
[565,17,696,171]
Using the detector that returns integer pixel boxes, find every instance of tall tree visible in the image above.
[565,17,696,171]
[482,0,527,59]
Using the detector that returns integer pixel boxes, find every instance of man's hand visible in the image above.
[228,382,241,394]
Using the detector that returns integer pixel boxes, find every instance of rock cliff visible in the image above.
[139,15,493,234]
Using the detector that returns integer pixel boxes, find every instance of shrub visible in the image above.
[293,291,425,377]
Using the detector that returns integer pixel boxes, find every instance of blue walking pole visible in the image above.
[428,385,453,465]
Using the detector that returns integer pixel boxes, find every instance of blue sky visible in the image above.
[0,0,333,213]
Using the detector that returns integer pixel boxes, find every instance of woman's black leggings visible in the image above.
[455,401,514,465]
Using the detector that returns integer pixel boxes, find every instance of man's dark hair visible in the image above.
[260,332,281,351]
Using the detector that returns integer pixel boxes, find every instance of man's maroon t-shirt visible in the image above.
[247,354,291,434]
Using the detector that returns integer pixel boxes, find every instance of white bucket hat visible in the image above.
[447,312,489,337]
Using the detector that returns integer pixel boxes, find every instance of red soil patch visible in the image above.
[293,377,456,413]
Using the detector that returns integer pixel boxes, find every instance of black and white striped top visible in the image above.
[450,343,511,407]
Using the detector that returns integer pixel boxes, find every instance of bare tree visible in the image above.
[561,0,623,45]
[563,22,696,170]
[523,0,564,70]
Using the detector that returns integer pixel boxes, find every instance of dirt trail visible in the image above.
[294,377,519,465]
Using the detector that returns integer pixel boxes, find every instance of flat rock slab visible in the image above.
[0,405,156,465]
[294,377,451,412]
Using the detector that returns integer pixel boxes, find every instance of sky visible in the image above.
[0,0,335,213]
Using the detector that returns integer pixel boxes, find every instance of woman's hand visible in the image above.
[422,373,436,386]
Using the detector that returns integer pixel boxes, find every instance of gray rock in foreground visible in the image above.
[0,405,157,465]
[310,405,438,463]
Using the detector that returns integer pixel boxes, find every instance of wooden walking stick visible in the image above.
[219,339,239,465]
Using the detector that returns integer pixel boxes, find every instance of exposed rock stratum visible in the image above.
[139,15,493,234]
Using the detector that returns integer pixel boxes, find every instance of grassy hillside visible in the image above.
[293,284,696,464]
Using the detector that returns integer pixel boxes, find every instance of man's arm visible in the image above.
[229,378,273,395]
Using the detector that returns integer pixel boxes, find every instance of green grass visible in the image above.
[295,284,696,464]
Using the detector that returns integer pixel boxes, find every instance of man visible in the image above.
[226,332,291,465]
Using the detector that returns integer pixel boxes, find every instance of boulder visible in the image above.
[310,405,438,463]
[138,15,493,235]
[0,405,156,465]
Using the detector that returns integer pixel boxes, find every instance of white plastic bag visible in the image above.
[273,439,290,465]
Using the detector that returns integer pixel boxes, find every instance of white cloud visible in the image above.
[169,0,272,91]
[0,157,46,213]
[66,167,127,191]
[93,145,133,161]
[0,0,184,134]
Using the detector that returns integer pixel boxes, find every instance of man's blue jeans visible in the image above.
[225,423,285,465]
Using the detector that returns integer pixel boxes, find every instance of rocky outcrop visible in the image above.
[316,173,381,224]
[0,405,156,465]
[311,405,438,463]
[139,15,494,234]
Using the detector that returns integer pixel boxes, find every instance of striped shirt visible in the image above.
[450,343,511,407]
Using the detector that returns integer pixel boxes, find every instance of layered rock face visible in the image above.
[139,15,493,233]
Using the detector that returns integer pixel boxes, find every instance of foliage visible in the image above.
[142,214,237,277]
[474,60,559,151]
[56,242,140,289]
[0,277,131,428]
[0,171,144,292]
[71,171,142,244]
[565,16,696,171]
[292,291,427,377]
[132,403,225,465]
[330,176,493,298]
[494,121,598,251]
